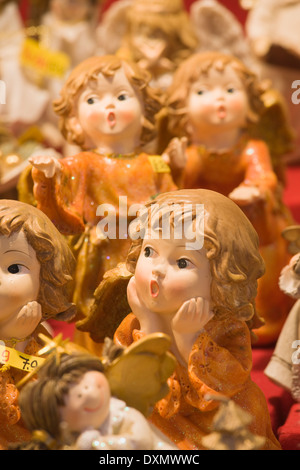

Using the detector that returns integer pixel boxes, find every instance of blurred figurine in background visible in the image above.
[79,188,281,450]
[0,0,51,195]
[190,0,253,67]
[25,0,102,127]
[99,0,198,91]
[165,51,295,345]
[0,0,49,132]
[0,200,76,449]
[265,225,300,402]
[242,0,300,165]
[26,55,177,350]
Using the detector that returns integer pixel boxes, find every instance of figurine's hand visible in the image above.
[172,297,213,335]
[127,276,163,334]
[229,185,263,206]
[162,137,188,170]
[0,301,42,341]
[251,37,271,58]
[29,151,62,179]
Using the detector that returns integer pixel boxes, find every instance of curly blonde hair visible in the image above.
[53,55,163,149]
[127,189,265,324]
[0,200,76,321]
[166,51,265,138]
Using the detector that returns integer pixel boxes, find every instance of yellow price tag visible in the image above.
[20,38,70,79]
[148,156,171,174]
[0,343,45,373]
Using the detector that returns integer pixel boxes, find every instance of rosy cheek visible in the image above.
[229,97,247,113]
[85,111,103,124]
[120,109,138,125]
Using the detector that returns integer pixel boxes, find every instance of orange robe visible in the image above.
[115,313,281,450]
[32,151,177,347]
[180,138,294,344]
[0,332,44,450]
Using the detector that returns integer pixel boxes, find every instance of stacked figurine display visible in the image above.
[1,0,300,452]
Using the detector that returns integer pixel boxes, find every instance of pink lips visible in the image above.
[150,279,159,298]
[107,112,116,128]
[217,105,226,120]
[84,403,102,413]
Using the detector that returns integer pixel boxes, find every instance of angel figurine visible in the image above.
[164,51,295,345]
[26,55,177,349]
[78,188,281,450]
[11,334,177,450]
[101,0,198,91]
[0,199,76,449]
[265,225,300,402]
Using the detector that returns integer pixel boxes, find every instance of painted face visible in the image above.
[134,235,211,316]
[77,67,144,148]
[50,0,93,23]
[187,64,249,135]
[60,371,111,432]
[0,231,40,326]
[131,24,168,64]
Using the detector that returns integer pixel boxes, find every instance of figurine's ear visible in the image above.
[67,116,86,147]
[68,116,83,136]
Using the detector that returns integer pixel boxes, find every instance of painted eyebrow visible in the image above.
[3,249,31,257]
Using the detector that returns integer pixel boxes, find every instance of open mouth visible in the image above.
[217,105,226,120]
[107,112,116,128]
[150,279,159,298]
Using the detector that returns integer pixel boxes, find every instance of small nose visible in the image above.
[214,87,225,100]
[152,263,166,277]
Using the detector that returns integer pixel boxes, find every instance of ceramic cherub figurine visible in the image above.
[78,188,281,450]
[11,336,177,450]
[114,0,199,91]
[27,55,177,337]
[0,199,76,449]
[265,226,300,402]
[165,51,294,345]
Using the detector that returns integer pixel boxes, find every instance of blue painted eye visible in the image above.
[87,97,95,104]
[227,88,235,94]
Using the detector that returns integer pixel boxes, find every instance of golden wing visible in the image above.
[105,332,176,417]
[248,87,295,183]
[76,263,133,343]
[282,225,300,255]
